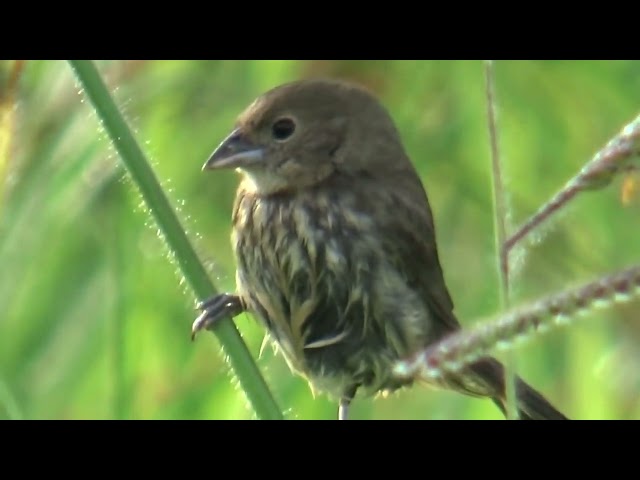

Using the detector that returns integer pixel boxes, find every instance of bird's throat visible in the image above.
[239,168,292,195]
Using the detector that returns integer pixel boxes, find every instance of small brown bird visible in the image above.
[193,79,567,420]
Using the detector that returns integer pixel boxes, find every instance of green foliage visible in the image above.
[2,60,640,419]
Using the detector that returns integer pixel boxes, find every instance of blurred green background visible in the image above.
[1,60,640,420]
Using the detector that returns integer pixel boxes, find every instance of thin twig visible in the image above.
[505,113,640,252]
[394,264,640,380]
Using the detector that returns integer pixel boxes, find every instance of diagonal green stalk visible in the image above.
[484,60,517,419]
[68,60,283,420]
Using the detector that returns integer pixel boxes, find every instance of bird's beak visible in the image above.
[203,128,264,171]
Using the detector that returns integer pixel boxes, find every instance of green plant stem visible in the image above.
[68,60,283,420]
[484,60,517,419]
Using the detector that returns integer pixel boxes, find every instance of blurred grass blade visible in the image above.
[0,378,22,419]
[394,264,640,381]
[0,60,25,213]
[68,60,283,420]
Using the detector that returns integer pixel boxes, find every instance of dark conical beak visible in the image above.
[202,128,264,171]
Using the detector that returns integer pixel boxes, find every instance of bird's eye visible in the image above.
[271,117,296,141]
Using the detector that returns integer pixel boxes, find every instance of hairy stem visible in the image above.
[395,264,640,380]
[505,113,640,252]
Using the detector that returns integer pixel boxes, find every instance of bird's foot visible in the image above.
[192,293,244,340]
[338,385,359,420]
[338,399,351,420]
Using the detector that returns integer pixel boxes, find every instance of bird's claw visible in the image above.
[191,293,244,341]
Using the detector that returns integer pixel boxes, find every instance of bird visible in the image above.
[192,78,567,420]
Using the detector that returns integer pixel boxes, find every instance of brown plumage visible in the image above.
[193,79,567,420]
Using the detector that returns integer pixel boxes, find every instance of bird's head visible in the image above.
[204,79,410,194]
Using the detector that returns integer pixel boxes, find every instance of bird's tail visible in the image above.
[457,357,568,420]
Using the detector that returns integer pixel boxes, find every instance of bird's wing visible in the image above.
[371,171,461,337]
